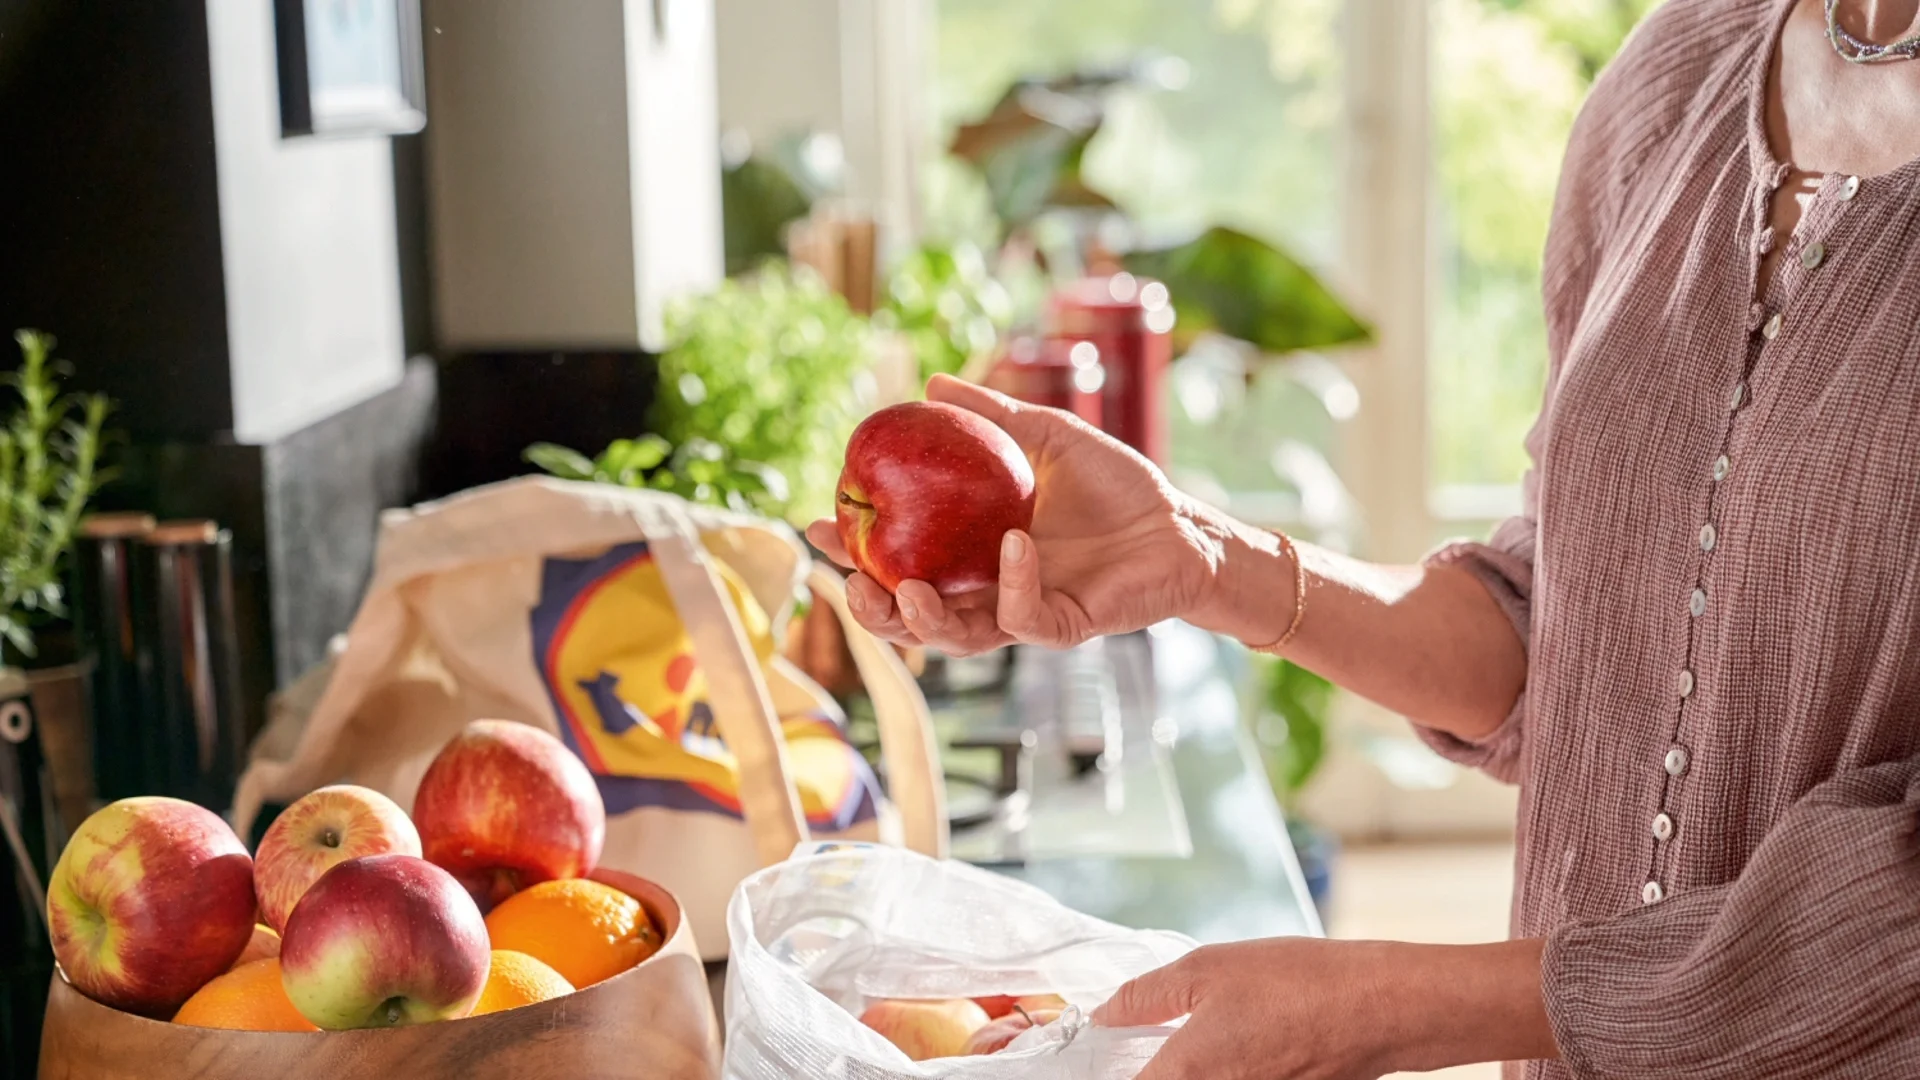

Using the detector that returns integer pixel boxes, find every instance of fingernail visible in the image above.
[898,595,919,622]
[847,589,865,614]
[1002,531,1027,563]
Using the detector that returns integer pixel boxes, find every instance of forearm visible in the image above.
[1183,506,1526,740]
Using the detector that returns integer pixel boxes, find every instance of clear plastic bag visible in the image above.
[724,843,1195,1079]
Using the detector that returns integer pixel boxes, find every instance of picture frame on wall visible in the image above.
[274,0,427,138]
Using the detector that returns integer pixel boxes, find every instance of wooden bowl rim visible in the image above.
[49,869,692,1042]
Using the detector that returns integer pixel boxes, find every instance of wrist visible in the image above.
[1381,939,1555,1074]
[1178,499,1298,647]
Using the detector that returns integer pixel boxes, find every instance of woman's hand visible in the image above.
[806,374,1288,656]
[1091,937,1555,1080]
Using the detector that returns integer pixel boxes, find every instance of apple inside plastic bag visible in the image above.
[723,843,1195,1079]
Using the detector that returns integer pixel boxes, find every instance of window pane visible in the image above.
[1429,0,1660,494]
[935,0,1347,526]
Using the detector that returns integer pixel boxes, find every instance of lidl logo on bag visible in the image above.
[530,541,879,830]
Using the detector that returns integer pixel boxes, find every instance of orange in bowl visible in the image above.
[172,959,317,1032]
[470,949,575,1016]
[230,923,282,970]
[483,878,661,989]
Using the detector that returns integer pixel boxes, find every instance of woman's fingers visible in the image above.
[803,519,854,568]
[925,373,1021,426]
[993,529,1082,648]
[844,573,921,646]
[893,579,1010,657]
[1092,955,1201,1029]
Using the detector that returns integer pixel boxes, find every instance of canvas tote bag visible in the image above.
[231,476,947,958]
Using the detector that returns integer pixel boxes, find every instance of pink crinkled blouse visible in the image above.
[1419,0,1920,1075]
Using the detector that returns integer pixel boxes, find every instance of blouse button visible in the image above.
[1699,523,1717,552]
[1665,747,1690,776]
[1652,813,1674,842]
[1689,588,1707,617]
[1642,881,1665,904]
[1677,669,1695,697]
[1762,312,1783,340]
[1713,454,1730,482]
[1800,241,1827,270]
[1731,382,1748,411]
[1839,174,1861,201]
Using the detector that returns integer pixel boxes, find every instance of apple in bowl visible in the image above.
[254,784,422,933]
[46,797,257,1017]
[279,853,491,1029]
[413,720,605,911]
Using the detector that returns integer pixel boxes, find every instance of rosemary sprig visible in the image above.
[0,331,113,659]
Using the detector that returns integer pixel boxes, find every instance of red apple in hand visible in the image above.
[47,797,256,1017]
[254,784,422,932]
[836,401,1036,596]
[279,853,490,1029]
[965,1006,1064,1055]
[860,997,991,1061]
[413,720,605,911]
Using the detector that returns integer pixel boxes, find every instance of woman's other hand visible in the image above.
[805,374,1255,656]
[1091,937,1555,1080]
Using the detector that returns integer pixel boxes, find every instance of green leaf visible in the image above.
[1123,226,1373,356]
[1261,658,1335,799]
[523,443,598,481]
[722,155,816,277]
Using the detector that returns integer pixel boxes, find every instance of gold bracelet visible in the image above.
[1253,531,1307,655]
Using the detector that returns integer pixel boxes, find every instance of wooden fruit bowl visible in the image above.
[39,869,720,1080]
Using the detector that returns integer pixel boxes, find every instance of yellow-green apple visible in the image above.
[278,853,490,1029]
[859,997,991,1061]
[836,401,1036,596]
[231,924,282,969]
[254,784,422,932]
[965,1006,1064,1055]
[412,719,605,911]
[46,797,256,1017]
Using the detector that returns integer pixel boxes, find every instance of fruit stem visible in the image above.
[837,491,873,511]
[1013,1004,1033,1025]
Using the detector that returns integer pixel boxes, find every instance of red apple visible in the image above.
[412,720,605,911]
[836,401,1036,596]
[973,994,1019,1019]
[254,784,422,933]
[973,992,1064,1018]
[860,997,991,1061]
[965,1006,1064,1055]
[279,853,490,1029]
[46,797,256,1017]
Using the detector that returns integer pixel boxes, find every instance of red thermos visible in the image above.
[984,335,1105,426]
[1046,274,1175,465]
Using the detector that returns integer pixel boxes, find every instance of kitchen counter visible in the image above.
[705,622,1318,1024]
[977,622,1322,943]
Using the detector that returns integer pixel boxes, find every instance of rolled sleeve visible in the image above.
[1414,515,1536,783]
[1543,759,1920,1078]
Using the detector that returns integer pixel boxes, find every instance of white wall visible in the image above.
[204,0,406,445]
[422,0,721,352]
[714,0,927,252]
[626,0,724,346]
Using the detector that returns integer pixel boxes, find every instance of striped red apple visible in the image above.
[46,797,257,1017]
[412,719,605,911]
[253,784,422,933]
